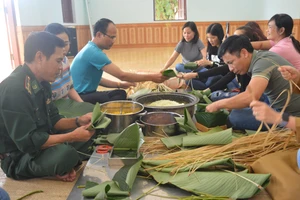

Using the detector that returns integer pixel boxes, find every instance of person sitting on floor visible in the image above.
[70,18,168,104]
[205,35,300,131]
[186,23,240,91]
[250,65,300,131]
[251,13,300,70]
[179,25,264,101]
[161,21,206,73]
[44,23,83,102]
[244,21,267,41]
[0,32,95,182]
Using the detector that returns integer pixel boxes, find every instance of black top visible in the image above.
[196,65,251,92]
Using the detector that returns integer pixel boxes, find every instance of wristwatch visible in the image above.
[278,113,290,128]
[75,117,81,127]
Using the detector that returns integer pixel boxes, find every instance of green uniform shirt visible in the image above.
[0,64,62,155]
[248,50,300,115]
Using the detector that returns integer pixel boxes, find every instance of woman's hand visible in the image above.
[177,72,197,80]
[196,59,212,66]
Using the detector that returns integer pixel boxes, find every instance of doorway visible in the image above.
[0,0,20,82]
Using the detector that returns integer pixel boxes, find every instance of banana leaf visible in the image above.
[184,62,198,70]
[113,123,140,150]
[195,126,223,135]
[128,88,152,99]
[195,110,228,128]
[175,108,198,133]
[112,155,143,191]
[162,69,177,77]
[54,98,94,118]
[142,157,246,173]
[144,169,270,199]
[82,181,129,197]
[88,103,111,130]
[189,90,203,99]
[160,134,187,148]
[82,156,143,199]
[182,128,232,147]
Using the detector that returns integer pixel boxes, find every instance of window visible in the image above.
[61,0,74,23]
[154,0,186,21]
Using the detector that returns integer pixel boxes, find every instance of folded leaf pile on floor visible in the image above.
[82,124,143,199]
[141,129,300,198]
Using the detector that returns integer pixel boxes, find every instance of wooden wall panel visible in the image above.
[137,27,144,44]
[75,26,91,50]
[16,19,300,57]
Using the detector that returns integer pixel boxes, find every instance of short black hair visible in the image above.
[181,21,199,44]
[24,31,65,63]
[44,23,69,37]
[218,35,254,58]
[93,18,114,37]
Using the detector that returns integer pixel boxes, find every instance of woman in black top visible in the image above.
[186,23,240,90]
[181,26,262,97]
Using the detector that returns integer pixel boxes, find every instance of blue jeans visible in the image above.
[0,188,10,200]
[211,91,270,103]
[229,108,269,131]
[210,91,239,102]
[228,94,270,131]
[227,78,240,91]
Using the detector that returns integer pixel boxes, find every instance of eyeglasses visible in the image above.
[102,32,117,40]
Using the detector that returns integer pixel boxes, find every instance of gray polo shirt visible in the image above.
[248,50,300,116]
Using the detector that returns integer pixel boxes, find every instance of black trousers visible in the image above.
[80,89,127,104]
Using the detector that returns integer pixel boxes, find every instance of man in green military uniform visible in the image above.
[0,32,95,182]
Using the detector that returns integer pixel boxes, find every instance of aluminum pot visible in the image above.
[139,111,182,136]
[133,92,199,116]
[100,100,145,133]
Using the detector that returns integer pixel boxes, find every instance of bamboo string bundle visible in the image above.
[145,129,300,174]
[140,136,180,156]
[126,81,173,97]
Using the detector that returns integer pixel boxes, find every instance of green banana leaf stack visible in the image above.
[88,102,111,130]
[142,158,271,199]
[82,156,143,199]
[184,62,198,70]
[195,103,229,128]
[54,99,111,130]
[162,69,177,77]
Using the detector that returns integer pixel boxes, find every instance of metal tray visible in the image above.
[108,147,140,166]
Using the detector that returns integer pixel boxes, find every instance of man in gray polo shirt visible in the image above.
[206,35,300,131]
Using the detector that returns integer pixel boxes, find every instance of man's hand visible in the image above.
[78,112,92,126]
[206,102,221,112]
[71,124,95,142]
[153,72,170,83]
[278,65,300,82]
[250,100,281,124]
[120,81,136,89]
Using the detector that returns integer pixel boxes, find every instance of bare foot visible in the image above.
[55,169,76,182]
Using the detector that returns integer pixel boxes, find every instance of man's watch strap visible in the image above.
[279,113,290,128]
[75,117,80,127]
